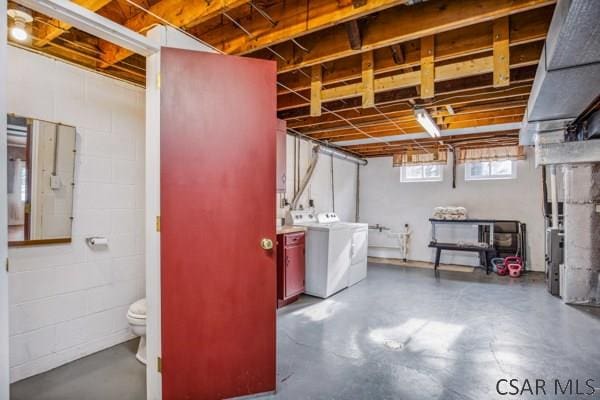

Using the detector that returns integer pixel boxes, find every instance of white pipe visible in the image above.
[550,165,559,228]
[317,146,367,166]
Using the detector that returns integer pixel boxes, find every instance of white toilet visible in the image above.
[127,298,147,364]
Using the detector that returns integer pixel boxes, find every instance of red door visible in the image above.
[160,48,277,400]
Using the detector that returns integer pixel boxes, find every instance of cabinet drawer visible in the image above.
[284,232,305,246]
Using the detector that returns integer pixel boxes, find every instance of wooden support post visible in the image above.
[310,64,322,117]
[493,16,510,87]
[420,35,434,99]
[362,51,375,108]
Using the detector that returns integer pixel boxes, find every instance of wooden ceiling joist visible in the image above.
[34,0,113,47]
[278,68,536,120]
[281,43,541,111]
[99,0,251,67]
[259,0,554,75]
[275,9,550,95]
[194,0,408,55]
[303,106,526,138]
[345,130,520,156]
[18,0,555,158]
[288,98,529,131]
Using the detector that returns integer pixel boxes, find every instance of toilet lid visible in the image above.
[128,298,146,319]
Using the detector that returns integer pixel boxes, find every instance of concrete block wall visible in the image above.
[562,163,600,305]
[6,47,145,382]
[360,149,546,271]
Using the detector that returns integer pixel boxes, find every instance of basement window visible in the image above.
[465,160,516,181]
[400,165,443,183]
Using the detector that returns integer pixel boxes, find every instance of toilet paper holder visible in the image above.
[86,236,108,247]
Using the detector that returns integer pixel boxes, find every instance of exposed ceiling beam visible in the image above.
[194,0,407,55]
[259,0,554,74]
[280,43,541,110]
[307,111,524,141]
[99,0,251,66]
[288,98,529,130]
[342,128,520,150]
[33,0,112,47]
[278,67,536,119]
[302,107,526,137]
[18,0,159,56]
[275,5,551,92]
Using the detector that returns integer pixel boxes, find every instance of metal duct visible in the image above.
[290,146,320,211]
[520,0,600,140]
[317,146,368,166]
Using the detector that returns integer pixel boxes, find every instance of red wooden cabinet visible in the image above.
[277,231,305,307]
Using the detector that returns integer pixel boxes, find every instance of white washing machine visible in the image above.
[290,211,368,298]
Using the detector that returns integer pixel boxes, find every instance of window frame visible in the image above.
[400,164,444,183]
[464,160,517,181]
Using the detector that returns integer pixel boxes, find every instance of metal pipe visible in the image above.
[355,163,360,222]
[550,165,559,229]
[317,146,368,166]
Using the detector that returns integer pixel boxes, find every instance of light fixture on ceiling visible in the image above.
[414,107,441,138]
[7,7,33,42]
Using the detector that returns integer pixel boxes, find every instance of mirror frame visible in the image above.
[7,115,76,247]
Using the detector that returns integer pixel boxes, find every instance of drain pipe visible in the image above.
[549,165,559,229]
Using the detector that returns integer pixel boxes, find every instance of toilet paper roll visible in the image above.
[87,237,108,247]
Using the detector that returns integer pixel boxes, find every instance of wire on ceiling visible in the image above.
[119,0,450,155]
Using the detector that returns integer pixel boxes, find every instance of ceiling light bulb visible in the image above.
[7,8,33,42]
[11,21,28,41]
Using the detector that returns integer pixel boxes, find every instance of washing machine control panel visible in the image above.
[289,210,317,225]
[317,212,340,224]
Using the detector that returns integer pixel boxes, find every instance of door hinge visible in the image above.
[5,258,8,273]
[157,356,162,373]
[156,216,161,232]
[156,73,161,89]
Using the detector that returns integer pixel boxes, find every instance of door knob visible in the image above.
[260,238,274,250]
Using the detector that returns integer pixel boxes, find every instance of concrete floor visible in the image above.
[10,339,145,400]
[11,263,600,399]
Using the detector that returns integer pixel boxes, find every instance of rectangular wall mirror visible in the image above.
[7,115,76,246]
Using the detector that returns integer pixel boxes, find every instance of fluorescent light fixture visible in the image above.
[7,8,32,42]
[414,107,441,138]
